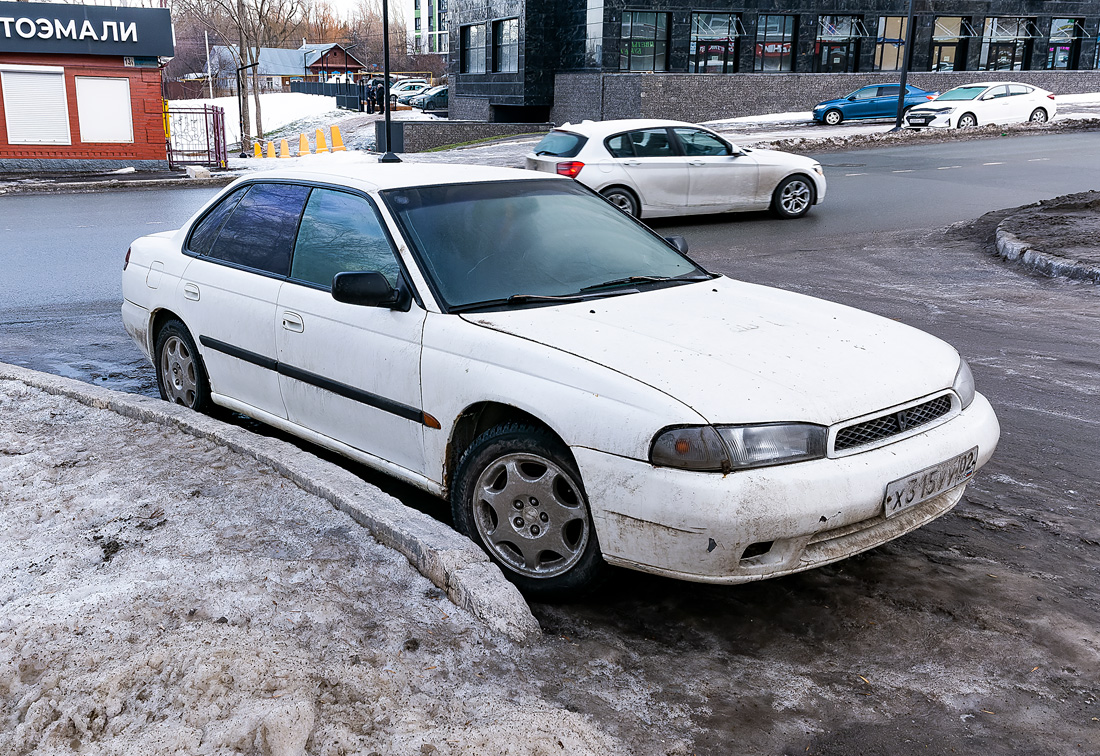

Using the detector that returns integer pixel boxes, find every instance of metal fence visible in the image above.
[164,105,228,170]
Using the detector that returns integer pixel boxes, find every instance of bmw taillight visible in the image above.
[1048,94,1056,100]
[123,247,131,271]
[556,161,584,178]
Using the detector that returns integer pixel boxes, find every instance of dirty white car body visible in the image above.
[904,81,1057,129]
[525,118,826,219]
[122,164,998,597]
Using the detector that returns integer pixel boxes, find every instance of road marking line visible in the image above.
[983,162,1004,165]
[937,165,962,170]
[892,169,914,173]
[845,172,867,176]
[1027,158,1050,162]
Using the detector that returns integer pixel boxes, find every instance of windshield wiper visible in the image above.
[579,273,710,292]
[450,293,588,313]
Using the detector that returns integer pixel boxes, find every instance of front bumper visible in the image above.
[905,112,955,129]
[574,392,999,583]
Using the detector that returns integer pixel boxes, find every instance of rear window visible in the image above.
[532,130,588,158]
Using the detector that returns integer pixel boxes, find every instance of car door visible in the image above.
[979,85,1011,124]
[671,127,758,211]
[611,128,690,211]
[275,186,428,474]
[845,86,883,119]
[1007,84,1036,121]
[179,181,310,418]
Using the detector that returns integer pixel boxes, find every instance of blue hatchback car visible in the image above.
[812,84,939,125]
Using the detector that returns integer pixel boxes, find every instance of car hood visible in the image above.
[461,276,960,425]
[814,97,849,109]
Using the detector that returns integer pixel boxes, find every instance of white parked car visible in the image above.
[525,118,826,219]
[122,164,999,598]
[904,81,1056,129]
[391,80,429,98]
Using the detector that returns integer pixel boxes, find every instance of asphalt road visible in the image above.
[2,131,1099,753]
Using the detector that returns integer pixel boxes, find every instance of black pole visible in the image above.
[379,0,401,162]
[891,0,917,131]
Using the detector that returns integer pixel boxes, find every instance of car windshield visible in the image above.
[936,86,987,101]
[382,179,708,311]
[532,130,587,157]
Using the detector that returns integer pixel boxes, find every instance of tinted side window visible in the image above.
[852,87,879,100]
[673,128,730,157]
[290,189,400,288]
[1007,84,1032,96]
[630,129,673,158]
[988,86,1010,99]
[187,186,248,256]
[208,183,311,276]
[606,133,634,158]
[879,86,901,97]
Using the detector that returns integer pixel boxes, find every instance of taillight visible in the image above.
[1047,94,1056,100]
[556,161,584,178]
[926,95,936,100]
[123,247,131,271]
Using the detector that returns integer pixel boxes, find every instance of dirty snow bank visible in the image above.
[0,380,621,755]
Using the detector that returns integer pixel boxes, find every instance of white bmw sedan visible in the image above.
[122,164,998,598]
[525,118,826,219]
[904,81,1056,129]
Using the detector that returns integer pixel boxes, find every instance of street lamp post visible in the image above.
[379,0,401,162]
[891,0,917,131]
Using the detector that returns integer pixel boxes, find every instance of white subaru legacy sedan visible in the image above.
[525,118,826,219]
[122,164,998,598]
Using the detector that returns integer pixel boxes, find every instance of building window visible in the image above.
[414,0,419,8]
[690,13,741,73]
[619,11,669,71]
[874,16,908,70]
[415,18,421,31]
[0,66,71,145]
[754,15,796,72]
[1045,18,1083,70]
[931,17,969,71]
[461,24,486,74]
[815,15,866,72]
[979,17,1035,71]
[492,18,519,73]
[585,0,604,69]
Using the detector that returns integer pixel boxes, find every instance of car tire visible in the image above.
[154,320,211,412]
[1029,108,1049,124]
[771,175,815,219]
[823,109,843,126]
[600,187,639,217]
[451,423,604,599]
[957,112,978,129]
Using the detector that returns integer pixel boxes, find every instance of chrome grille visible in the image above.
[834,395,952,451]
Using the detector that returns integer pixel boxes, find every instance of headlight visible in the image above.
[651,423,827,472]
[812,163,824,176]
[953,358,976,409]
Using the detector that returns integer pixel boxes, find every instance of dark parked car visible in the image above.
[812,84,939,125]
[410,85,448,111]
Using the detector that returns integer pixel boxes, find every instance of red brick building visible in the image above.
[0,2,175,171]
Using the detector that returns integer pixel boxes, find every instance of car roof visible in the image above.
[553,118,711,138]
[232,163,560,194]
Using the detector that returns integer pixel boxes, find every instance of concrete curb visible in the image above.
[0,175,238,196]
[994,220,1100,284]
[0,362,541,643]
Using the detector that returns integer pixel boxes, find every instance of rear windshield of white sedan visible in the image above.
[936,86,988,101]
[382,179,708,311]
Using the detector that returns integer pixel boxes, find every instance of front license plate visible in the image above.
[883,447,978,518]
[909,118,930,126]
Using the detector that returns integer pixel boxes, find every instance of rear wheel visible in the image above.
[823,109,843,126]
[155,320,211,412]
[600,187,639,217]
[957,112,978,128]
[771,175,815,219]
[451,424,604,598]
[1029,108,1048,124]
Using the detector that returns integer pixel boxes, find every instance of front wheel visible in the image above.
[451,424,604,599]
[957,112,978,128]
[823,109,843,126]
[155,320,211,412]
[771,175,815,219]
[600,187,639,217]
[1029,108,1049,124]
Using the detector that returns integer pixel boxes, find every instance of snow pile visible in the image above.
[0,380,622,755]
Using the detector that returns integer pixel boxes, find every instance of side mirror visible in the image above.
[665,235,689,254]
[332,271,403,308]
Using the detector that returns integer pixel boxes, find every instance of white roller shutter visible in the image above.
[1,68,71,146]
[75,77,134,143]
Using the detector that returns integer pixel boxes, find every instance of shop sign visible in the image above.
[0,2,174,58]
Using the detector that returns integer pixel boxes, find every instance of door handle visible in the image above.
[624,160,641,166]
[183,283,200,301]
[281,311,304,333]
[688,160,705,166]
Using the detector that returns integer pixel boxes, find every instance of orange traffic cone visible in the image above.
[330,125,346,152]
[298,133,311,155]
[253,141,262,158]
[266,141,276,159]
[279,139,290,158]
[315,128,329,154]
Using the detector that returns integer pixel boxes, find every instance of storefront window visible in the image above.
[460,23,486,73]
[492,18,518,73]
[619,12,669,71]
[874,16,907,71]
[754,15,796,72]
[979,17,1035,71]
[690,13,741,73]
[815,15,865,72]
[1045,19,1082,70]
[931,17,969,71]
